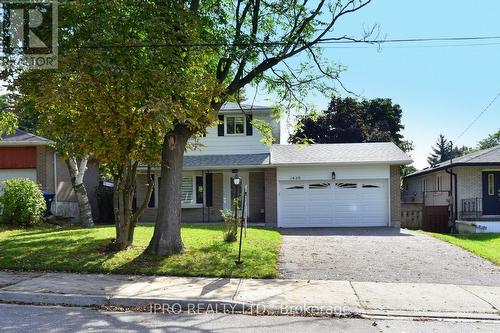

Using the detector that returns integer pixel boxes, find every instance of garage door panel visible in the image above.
[279,179,389,228]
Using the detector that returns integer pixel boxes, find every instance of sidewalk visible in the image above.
[1,271,499,320]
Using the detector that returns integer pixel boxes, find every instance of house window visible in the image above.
[335,183,357,189]
[285,185,304,190]
[181,176,194,204]
[436,175,442,191]
[225,115,245,135]
[488,174,495,196]
[362,184,380,188]
[309,183,331,189]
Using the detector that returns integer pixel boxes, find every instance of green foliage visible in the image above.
[0,179,46,226]
[0,96,18,137]
[427,134,473,166]
[290,97,407,145]
[478,129,500,150]
[220,209,239,242]
[0,224,281,278]
[8,0,221,166]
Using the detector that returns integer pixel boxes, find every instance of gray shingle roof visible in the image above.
[184,153,270,169]
[219,102,270,113]
[271,142,412,165]
[406,144,500,178]
[0,129,51,145]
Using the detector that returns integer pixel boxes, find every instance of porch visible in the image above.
[135,167,277,226]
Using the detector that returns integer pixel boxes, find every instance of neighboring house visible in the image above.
[403,145,500,233]
[0,129,99,219]
[136,102,412,228]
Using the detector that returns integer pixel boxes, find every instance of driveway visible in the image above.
[279,228,500,286]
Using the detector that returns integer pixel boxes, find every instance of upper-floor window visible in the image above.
[218,114,253,137]
[225,115,245,135]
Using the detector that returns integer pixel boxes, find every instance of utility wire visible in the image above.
[454,90,500,142]
[71,35,500,50]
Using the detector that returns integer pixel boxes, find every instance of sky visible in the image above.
[247,0,500,169]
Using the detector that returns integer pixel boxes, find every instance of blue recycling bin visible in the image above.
[42,191,55,216]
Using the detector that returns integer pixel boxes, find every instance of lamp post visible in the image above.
[233,174,244,265]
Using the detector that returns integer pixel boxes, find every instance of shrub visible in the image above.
[220,209,240,242]
[0,178,46,226]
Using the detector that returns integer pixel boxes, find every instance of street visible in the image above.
[1,304,499,333]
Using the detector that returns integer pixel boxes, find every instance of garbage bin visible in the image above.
[42,191,55,216]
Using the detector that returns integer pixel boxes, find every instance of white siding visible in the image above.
[187,111,277,156]
[277,165,390,181]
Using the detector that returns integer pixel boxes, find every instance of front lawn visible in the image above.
[423,232,500,265]
[0,224,281,278]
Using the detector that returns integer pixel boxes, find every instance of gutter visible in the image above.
[405,162,500,179]
[0,142,50,147]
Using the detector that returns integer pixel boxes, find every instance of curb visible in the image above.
[1,291,499,321]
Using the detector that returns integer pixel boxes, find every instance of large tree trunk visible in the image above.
[113,163,154,250]
[147,126,191,256]
[66,156,94,227]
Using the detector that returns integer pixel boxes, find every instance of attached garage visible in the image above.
[279,179,388,227]
[271,143,413,228]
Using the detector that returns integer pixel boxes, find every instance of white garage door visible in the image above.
[0,169,37,193]
[278,179,389,227]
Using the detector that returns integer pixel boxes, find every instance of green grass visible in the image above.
[423,231,500,265]
[0,224,281,278]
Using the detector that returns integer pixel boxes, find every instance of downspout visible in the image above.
[445,166,458,232]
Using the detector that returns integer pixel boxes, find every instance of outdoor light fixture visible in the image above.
[331,171,336,180]
[233,174,241,185]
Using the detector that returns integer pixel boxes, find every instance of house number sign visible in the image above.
[290,176,301,180]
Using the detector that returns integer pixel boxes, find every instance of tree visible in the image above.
[478,129,500,149]
[0,96,18,137]
[427,134,471,166]
[147,0,374,255]
[7,1,219,249]
[427,134,450,166]
[289,97,405,144]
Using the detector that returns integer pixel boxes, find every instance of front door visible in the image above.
[482,171,500,215]
[222,171,249,212]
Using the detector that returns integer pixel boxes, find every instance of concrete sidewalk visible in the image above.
[0,271,499,320]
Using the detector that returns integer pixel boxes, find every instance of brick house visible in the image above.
[136,103,412,228]
[403,145,500,233]
[0,129,100,219]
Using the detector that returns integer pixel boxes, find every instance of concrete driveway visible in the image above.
[279,228,500,286]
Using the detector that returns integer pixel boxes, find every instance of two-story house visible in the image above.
[136,102,412,228]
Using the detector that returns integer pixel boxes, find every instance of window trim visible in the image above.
[224,115,246,136]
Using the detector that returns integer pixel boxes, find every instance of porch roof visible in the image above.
[405,145,500,178]
[183,153,270,169]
